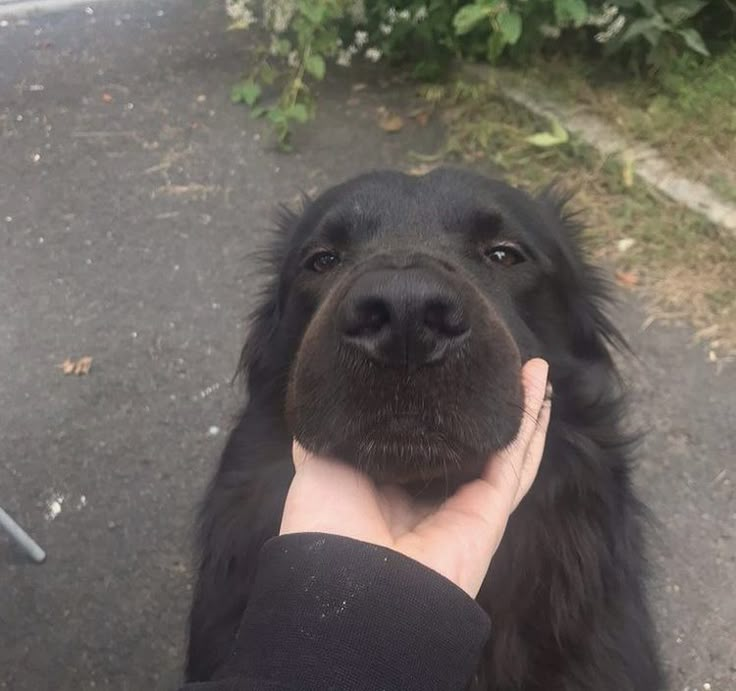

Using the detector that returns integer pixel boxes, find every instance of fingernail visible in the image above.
[545,382,553,400]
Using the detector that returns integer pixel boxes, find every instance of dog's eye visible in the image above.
[484,244,525,267]
[309,250,340,273]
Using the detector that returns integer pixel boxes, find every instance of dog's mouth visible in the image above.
[287,351,524,487]
[327,407,486,483]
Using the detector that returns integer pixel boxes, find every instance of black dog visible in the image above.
[186,168,663,690]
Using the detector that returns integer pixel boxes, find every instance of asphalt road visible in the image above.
[0,2,733,690]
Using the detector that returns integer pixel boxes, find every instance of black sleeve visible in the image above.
[180,533,491,691]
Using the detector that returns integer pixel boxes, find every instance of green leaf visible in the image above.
[251,106,268,119]
[635,0,657,13]
[285,103,309,123]
[660,0,707,24]
[486,30,507,62]
[453,3,496,35]
[299,0,326,25]
[526,118,569,147]
[304,54,326,80]
[258,63,277,86]
[230,80,261,106]
[678,28,710,55]
[553,0,588,27]
[268,108,287,124]
[618,17,665,45]
[276,38,292,57]
[496,11,522,44]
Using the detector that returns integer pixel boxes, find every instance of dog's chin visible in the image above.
[294,417,516,493]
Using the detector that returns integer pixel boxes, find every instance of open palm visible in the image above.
[281,358,551,597]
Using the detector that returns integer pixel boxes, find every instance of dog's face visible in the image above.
[246,168,615,486]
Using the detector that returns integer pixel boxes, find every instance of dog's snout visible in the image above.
[338,268,470,369]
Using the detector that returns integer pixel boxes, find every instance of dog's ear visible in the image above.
[535,186,628,363]
[236,203,303,396]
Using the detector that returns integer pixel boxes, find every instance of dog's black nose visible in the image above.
[338,268,470,369]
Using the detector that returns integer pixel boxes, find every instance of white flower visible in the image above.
[354,30,368,47]
[365,47,382,62]
[387,7,398,22]
[588,3,619,27]
[336,49,352,67]
[263,0,296,34]
[336,37,343,48]
[229,8,254,28]
[379,22,392,35]
[348,43,359,55]
[287,50,299,67]
[603,3,619,22]
[414,6,428,22]
[269,34,281,55]
[225,0,252,21]
[349,0,366,24]
[594,14,625,43]
[225,0,256,27]
[398,8,410,21]
[273,9,290,32]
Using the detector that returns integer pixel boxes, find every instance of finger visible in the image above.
[480,358,549,495]
[429,394,550,584]
[510,395,551,510]
[514,358,550,450]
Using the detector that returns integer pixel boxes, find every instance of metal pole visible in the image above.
[0,505,46,563]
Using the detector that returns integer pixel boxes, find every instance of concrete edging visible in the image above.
[0,0,123,19]
[464,64,736,238]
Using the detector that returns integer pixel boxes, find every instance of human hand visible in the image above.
[280,358,551,598]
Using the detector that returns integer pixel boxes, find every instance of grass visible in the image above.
[412,79,736,358]
[517,44,736,204]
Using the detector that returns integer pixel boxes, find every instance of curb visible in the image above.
[464,64,736,238]
[0,0,121,19]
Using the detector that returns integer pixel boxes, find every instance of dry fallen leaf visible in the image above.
[407,163,439,176]
[352,83,367,92]
[615,270,639,288]
[58,356,93,375]
[440,106,464,125]
[462,150,485,162]
[101,93,113,103]
[346,97,360,107]
[379,113,404,133]
[616,237,636,253]
[414,111,430,127]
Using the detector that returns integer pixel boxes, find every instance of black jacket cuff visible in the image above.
[215,532,490,691]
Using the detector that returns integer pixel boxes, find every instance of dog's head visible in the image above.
[242,168,621,486]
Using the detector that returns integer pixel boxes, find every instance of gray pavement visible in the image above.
[0,2,733,690]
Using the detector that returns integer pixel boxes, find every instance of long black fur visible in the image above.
[186,169,663,690]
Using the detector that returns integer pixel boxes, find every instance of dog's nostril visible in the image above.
[424,300,469,338]
[344,298,391,337]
